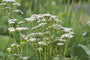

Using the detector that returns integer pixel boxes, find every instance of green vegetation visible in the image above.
[0,0,90,60]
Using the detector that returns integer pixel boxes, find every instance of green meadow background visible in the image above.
[0,0,90,60]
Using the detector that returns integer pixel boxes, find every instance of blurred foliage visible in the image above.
[0,36,14,50]
[0,0,90,60]
[71,44,89,60]
[0,36,14,59]
[79,44,90,56]
[64,0,88,3]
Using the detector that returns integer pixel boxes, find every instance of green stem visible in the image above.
[45,46,47,60]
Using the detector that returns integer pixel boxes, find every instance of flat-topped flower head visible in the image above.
[16,45,20,47]
[38,41,46,45]
[57,43,64,46]
[27,38,36,42]
[61,33,74,38]
[25,16,36,22]
[3,0,16,2]
[11,43,16,47]
[7,47,11,52]
[13,3,21,6]
[18,21,25,24]
[0,3,7,6]
[13,9,24,14]
[63,27,73,32]
[8,19,17,24]
[32,23,47,30]
[54,57,60,60]
[37,47,43,52]
[8,27,15,32]
[16,27,28,31]
[87,20,90,26]
[22,57,29,60]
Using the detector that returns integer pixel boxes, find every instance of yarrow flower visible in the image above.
[13,53,20,56]
[20,42,25,45]
[13,3,21,6]
[22,57,29,60]
[55,38,66,42]
[61,33,74,38]
[82,32,87,36]
[28,32,44,37]
[87,20,90,26]
[13,9,24,14]
[7,14,74,60]
[38,41,46,45]
[25,16,36,22]
[27,38,36,42]
[8,19,17,24]
[16,27,28,31]
[18,21,25,24]
[62,27,73,32]
[57,43,64,46]
[3,0,16,2]
[54,57,60,60]
[7,47,11,52]
[37,47,43,52]
[0,3,7,6]
[16,45,20,47]
[8,27,15,32]
[32,23,47,30]
[11,43,16,47]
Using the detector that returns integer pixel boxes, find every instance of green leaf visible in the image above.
[79,44,90,56]
[71,44,89,60]
[0,36,14,50]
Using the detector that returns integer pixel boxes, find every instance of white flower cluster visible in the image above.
[8,27,28,32]
[0,3,6,5]
[11,43,16,47]
[8,27,15,32]
[32,23,47,30]
[38,41,46,45]
[7,14,74,59]
[0,0,23,15]
[22,57,29,60]
[16,27,28,31]
[8,19,17,24]
[46,24,63,30]
[62,27,73,32]
[28,32,44,37]
[37,47,43,52]
[27,38,36,42]
[13,9,24,14]
[18,21,25,24]
[25,14,74,47]
[25,14,62,24]
[3,0,16,2]
[25,16,36,22]
[61,33,74,38]
[0,2,21,6]
[7,43,25,54]
[87,20,90,26]
[13,3,21,6]
[7,47,11,52]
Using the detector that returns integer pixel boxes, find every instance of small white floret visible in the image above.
[7,47,11,52]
